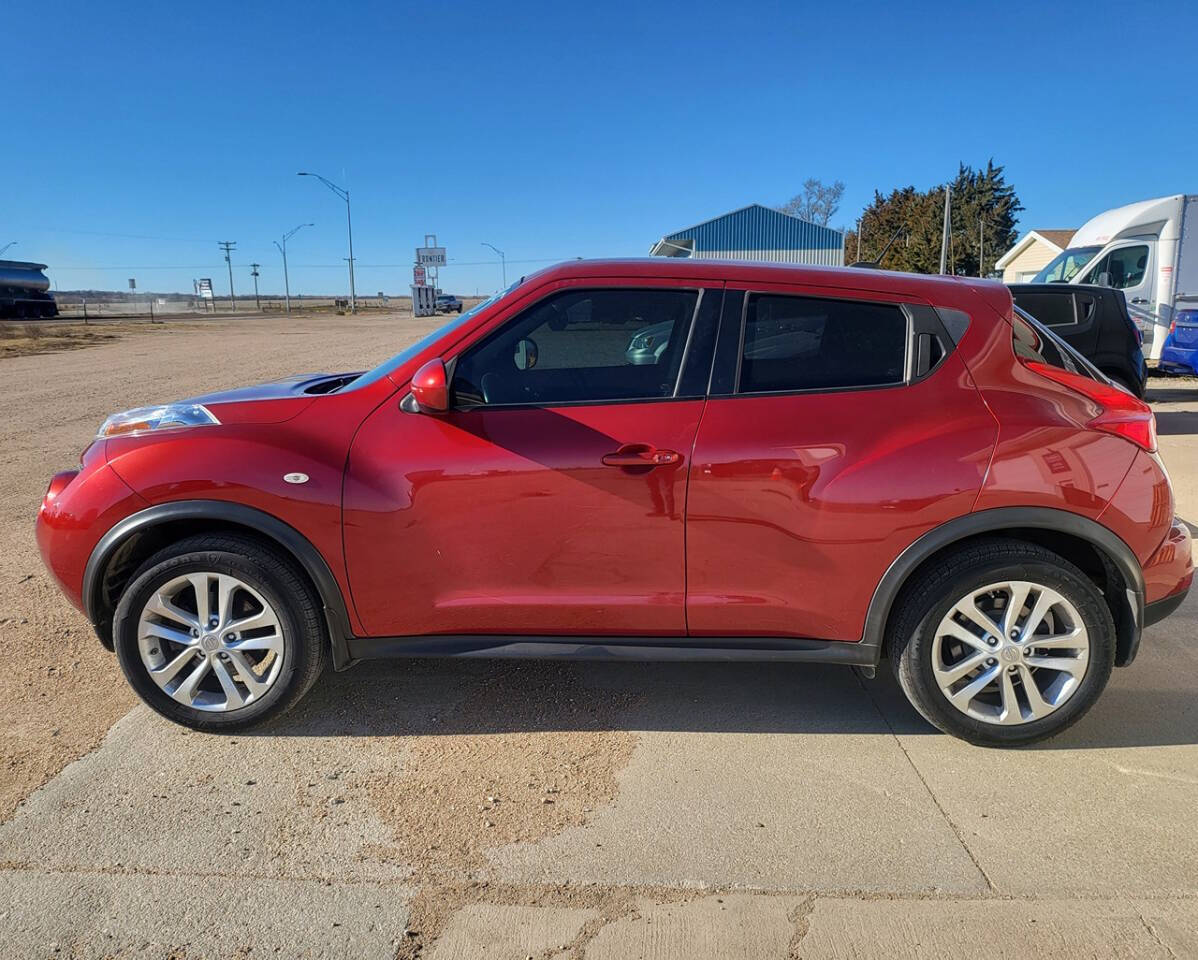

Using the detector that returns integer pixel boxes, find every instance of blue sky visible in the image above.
[4,0,1196,297]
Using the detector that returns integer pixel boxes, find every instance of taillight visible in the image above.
[1024,361,1157,452]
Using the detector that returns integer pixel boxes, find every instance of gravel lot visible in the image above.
[0,316,1195,959]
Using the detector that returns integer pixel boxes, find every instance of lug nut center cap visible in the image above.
[200,634,220,653]
[999,646,1021,664]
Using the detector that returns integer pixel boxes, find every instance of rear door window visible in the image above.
[1011,291,1077,328]
[737,294,908,393]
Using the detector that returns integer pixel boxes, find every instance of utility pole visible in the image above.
[218,240,237,310]
[978,217,985,278]
[274,223,312,316]
[939,187,951,275]
[250,263,261,310]
[855,218,862,262]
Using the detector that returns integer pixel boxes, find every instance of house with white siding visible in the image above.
[995,229,1077,283]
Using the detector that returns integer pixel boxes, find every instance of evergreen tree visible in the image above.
[844,161,1021,275]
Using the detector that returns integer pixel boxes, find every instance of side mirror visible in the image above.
[514,338,538,370]
[409,358,449,413]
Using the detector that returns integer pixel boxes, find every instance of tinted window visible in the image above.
[1012,291,1076,328]
[1083,245,1148,289]
[453,287,698,406]
[737,294,907,393]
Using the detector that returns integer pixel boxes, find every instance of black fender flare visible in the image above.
[861,507,1145,666]
[83,500,356,669]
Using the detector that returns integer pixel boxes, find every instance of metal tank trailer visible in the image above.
[0,260,58,319]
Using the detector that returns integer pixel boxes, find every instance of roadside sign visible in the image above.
[413,264,427,285]
[128,278,136,290]
[198,278,214,299]
[416,247,447,267]
[412,284,437,317]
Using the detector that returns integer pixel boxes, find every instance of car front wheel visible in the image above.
[889,539,1116,746]
[112,534,327,730]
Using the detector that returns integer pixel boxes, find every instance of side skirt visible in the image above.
[344,634,880,667]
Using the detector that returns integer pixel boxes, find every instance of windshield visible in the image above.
[1031,245,1102,283]
[345,283,519,390]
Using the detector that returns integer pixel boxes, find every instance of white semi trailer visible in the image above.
[1030,194,1198,361]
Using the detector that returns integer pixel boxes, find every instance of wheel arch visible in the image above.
[865,507,1145,668]
[83,500,355,669]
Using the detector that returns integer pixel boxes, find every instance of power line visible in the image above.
[50,257,565,270]
[38,228,218,244]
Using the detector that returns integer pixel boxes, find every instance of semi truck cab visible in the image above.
[1030,194,1197,362]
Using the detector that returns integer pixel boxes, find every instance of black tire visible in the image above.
[113,534,327,731]
[888,538,1116,747]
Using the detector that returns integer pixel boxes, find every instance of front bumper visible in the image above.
[36,452,148,617]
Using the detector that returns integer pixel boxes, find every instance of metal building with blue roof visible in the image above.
[649,203,845,266]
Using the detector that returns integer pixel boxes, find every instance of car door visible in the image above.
[1082,241,1154,327]
[685,284,996,644]
[343,279,721,639]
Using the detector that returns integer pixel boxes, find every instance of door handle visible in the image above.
[602,445,681,468]
[1131,297,1148,304]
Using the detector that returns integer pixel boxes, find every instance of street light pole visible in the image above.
[481,242,506,289]
[273,223,313,315]
[0,241,16,257]
[298,172,355,312]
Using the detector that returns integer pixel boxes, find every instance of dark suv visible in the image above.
[1008,283,1147,396]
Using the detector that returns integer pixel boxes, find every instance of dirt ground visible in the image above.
[0,320,186,359]
[0,310,444,818]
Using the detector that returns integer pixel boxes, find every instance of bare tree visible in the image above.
[779,178,845,226]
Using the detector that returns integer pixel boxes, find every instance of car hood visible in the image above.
[188,372,362,405]
[186,372,363,425]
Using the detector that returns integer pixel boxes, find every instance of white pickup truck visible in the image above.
[1030,194,1198,361]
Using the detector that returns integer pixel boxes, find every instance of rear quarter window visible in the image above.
[1012,308,1098,380]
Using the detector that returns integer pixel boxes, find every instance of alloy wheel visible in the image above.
[931,580,1090,726]
[136,572,285,712]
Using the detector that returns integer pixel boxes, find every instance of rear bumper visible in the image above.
[1143,518,1194,607]
[1159,341,1198,376]
[1145,578,1191,628]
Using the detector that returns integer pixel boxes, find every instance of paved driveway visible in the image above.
[1,321,1195,959]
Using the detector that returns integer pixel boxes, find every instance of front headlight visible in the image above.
[97,403,220,439]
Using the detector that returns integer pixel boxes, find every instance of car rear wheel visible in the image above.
[112,534,327,731]
[889,539,1115,746]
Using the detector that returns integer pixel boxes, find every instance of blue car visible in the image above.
[1159,306,1198,376]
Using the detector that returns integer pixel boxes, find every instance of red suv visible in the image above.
[37,260,1192,745]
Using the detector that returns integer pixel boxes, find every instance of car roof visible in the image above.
[523,258,1009,311]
